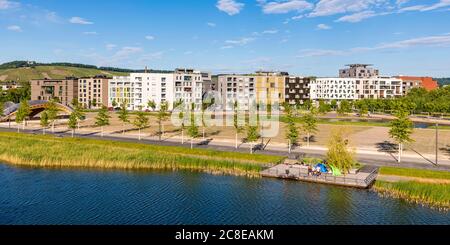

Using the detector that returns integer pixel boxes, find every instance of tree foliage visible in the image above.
[326,129,355,174]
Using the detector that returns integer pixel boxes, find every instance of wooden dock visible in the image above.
[261,164,379,189]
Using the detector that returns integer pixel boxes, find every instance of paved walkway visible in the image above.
[1,124,450,172]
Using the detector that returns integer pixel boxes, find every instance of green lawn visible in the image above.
[379,167,450,180]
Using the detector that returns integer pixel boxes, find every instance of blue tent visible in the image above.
[315,163,328,173]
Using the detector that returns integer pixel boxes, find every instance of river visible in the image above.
[0,164,448,225]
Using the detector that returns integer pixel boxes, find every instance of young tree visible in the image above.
[337,100,352,116]
[15,100,31,132]
[40,111,50,135]
[72,101,85,130]
[92,99,97,109]
[45,100,59,133]
[326,129,355,174]
[246,124,260,154]
[157,101,169,141]
[330,100,338,111]
[68,112,78,137]
[133,107,149,141]
[301,108,318,147]
[233,101,244,149]
[0,101,4,119]
[147,100,157,112]
[95,106,111,137]
[117,101,130,134]
[200,101,210,140]
[355,100,369,117]
[112,99,118,108]
[187,103,199,149]
[285,104,299,154]
[389,110,414,163]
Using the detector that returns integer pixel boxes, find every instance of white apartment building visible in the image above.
[109,73,175,111]
[218,75,257,110]
[310,77,403,101]
[174,68,204,110]
[310,78,358,100]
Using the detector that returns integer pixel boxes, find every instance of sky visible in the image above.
[1,0,450,77]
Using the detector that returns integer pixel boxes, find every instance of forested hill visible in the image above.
[436,78,450,87]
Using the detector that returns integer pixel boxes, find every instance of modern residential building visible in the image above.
[310,78,358,101]
[108,76,134,110]
[310,77,403,101]
[0,81,22,91]
[396,76,439,93]
[78,75,109,109]
[285,76,311,105]
[218,74,257,110]
[30,77,78,106]
[130,72,175,110]
[339,64,379,78]
[254,71,288,106]
[174,68,204,110]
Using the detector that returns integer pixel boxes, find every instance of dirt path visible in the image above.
[378,174,450,184]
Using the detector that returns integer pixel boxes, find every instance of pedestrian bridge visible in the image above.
[0,100,73,122]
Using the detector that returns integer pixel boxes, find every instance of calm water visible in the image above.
[0,164,448,225]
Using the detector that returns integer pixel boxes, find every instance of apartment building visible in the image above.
[339,64,379,78]
[174,68,204,110]
[218,74,257,110]
[310,78,357,100]
[285,77,311,105]
[254,71,288,106]
[108,76,134,110]
[310,77,403,101]
[396,76,439,94]
[78,75,109,109]
[30,77,78,106]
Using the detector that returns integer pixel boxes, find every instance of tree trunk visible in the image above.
[191,138,193,149]
[398,143,402,163]
[77,121,80,130]
[17,123,20,133]
[181,129,184,144]
[203,127,205,140]
[307,133,310,147]
[43,127,46,135]
[123,123,125,135]
[138,128,141,141]
[72,129,74,138]
[52,121,55,133]
[235,133,238,149]
[101,126,104,137]
[288,139,291,154]
[250,142,253,154]
[22,120,25,130]
[162,124,165,139]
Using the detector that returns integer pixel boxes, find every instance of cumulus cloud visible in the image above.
[261,0,313,14]
[216,0,244,16]
[317,23,331,30]
[0,0,19,10]
[145,35,155,40]
[309,0,384,17]
[225,37,255,46]
[7,25,22,32]
[336,10,382,23]
[69,17,93,25]
[207,22,217,27]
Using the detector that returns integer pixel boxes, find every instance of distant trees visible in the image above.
[157,101,169,141]
[187,103,199,149]
[112,99,118,108]
[285,104,299,154]
[133,107,149,141]
[118,101,130,134]
[301,108,318,147]
[389,109,414,163]
[337,100,352,116]
[318,100,331,114]
[147,100,157,112]
[95,106,111,137]
[15,100,31,132]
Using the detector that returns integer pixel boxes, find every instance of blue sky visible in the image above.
[1,0,450,77]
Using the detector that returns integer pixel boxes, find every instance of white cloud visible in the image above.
[184,51,193,55]
[207,22,217,27]
[220,45,234,49]
[261,0,313,14]
[83,31,97,35]
[317,23,331,30]
[216,0,244,16]
[69,17,93,25]
[114,47,143,59]
[309,0,385,17]
[0,0,19,10]
[106,44,117,50]
[336,10,381,23]
[297,49,346,58]
[398,5,428,13]
[7,25,22,32]
[262,29,279,34]
[419,0,450,11]
[145,35,155,40]
[225,37,255,46]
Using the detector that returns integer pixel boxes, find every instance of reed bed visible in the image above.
[374,181,450,211]
[0,132,283,177]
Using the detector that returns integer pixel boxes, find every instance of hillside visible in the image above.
[436,78,450,87]
[0,65,128,82]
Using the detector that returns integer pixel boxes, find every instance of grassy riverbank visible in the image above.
[0,132,283,177]
[374,181,450,211]
[376,167,450,210]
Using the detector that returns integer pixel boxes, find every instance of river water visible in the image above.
[0,164,448,225]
